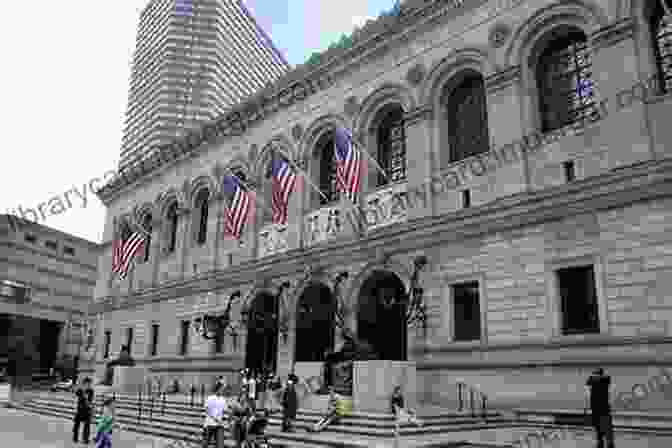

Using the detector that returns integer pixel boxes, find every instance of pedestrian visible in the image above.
[585,368,615,448]
[73,377,94,444]
[281,374,298,432]
[390,385,422,443]
[94,398,124,448]
[202,383,229,448]
[231,388,251,448]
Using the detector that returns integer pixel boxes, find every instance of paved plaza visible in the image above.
[0,407,174,448]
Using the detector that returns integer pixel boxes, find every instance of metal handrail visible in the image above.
[456,381,488,419]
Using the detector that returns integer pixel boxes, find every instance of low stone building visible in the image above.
[91,0,672,411]
[0,215,99,379]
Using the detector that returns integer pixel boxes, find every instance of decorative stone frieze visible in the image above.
[488,22,511,49]
[590,18,636,51]
[363,183,409,231]
[258,223,289,258]
[485,65,521,95]
[303,206,343,247]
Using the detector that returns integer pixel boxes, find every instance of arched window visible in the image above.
[650,0,672,93]
[316,131,338,205]
[262,158,274,224]
[536,29,596,133]
[446,73,490,163]
[376,106,406,186]
[165,203,178,254]
[141,214,152,263]
[194,189,209,245]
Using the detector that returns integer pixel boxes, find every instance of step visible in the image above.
[23,396,515,438]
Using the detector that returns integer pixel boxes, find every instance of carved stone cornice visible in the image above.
[485,65,521,95]
[404,106,433,126]
[590,18,636,51]
[90,157,672,314]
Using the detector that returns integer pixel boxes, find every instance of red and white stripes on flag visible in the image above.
[271,156,297,225]
[223,175,255,240]
[334,127,363,202]
[112,230,145,280]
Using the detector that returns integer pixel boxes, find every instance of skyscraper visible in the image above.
[119,0,289,170]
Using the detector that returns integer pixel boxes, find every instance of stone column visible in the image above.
[212,193,227,270]
[403,106,434,220]
[484,65,529,195]
[589,18,655,164]
[150,216,162,287]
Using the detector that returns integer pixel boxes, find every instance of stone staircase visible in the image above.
[13,390,515,448]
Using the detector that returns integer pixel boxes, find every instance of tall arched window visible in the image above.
[536,29,596,132]
[376,106,406,186]
[316,131,338,205]
[141,214,152,263]
[446,73,490,163]
[165,203,178,254]
[650,0,672,93]
[194,189,209,245]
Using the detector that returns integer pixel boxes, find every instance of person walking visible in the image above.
[585,368,615,448]
[73,377,94,444]
[281,374,298,432]
[202,383,229,448]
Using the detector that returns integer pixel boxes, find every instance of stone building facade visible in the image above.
[92,0,672,410]
[0,216,99,376]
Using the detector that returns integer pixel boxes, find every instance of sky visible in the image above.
[0,0,394,244]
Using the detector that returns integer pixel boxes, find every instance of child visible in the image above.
[94,398,124,448]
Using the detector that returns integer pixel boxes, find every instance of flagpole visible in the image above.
[271,144,329,203]
[349,131,389,184]
[223,167,275,219]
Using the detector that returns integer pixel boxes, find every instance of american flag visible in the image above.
[577,78,593,98]
[334,127,363,202]
[223,175,255,240]
[271,155,297,225]
[112,229,146,280]
[175,0,193,16]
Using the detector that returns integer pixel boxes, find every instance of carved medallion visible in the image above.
[344,96,359,117]
[489,23,511,49]
[291,124,303,142]
[406,64,426,86]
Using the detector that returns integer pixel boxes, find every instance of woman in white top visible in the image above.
[202,384,229,448]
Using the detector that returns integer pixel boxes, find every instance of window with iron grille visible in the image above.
[195,189,209,245]
[142,215,152,263]
[652,1,672,93]
[180,320,190,355]
[452,281,481,342]
[165,204,178,253]
[557,265,600,335]
[150,324,159,356]
[103,331,111,359]
[537,30,596,133]
[447,74,490,163]
[377,106,407,186]
[318,132,339,205]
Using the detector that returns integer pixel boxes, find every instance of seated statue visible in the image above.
[102,345,135,385]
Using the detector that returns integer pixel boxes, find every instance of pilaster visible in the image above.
[403,105,434,221]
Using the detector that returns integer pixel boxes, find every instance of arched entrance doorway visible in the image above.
[295,283,335,362]
[245,292,279,375]
[357,271,407,360]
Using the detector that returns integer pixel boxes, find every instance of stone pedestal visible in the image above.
[113,366,148,394]
[353,360,417,412]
